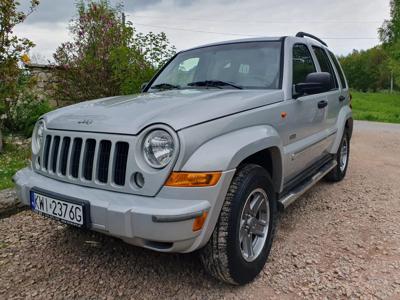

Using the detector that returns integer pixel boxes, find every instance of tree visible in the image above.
[53,0,176,103]
[379,0,400,90]
[379,0,400,44]
[0,0,39,152]
[339,47,392,92]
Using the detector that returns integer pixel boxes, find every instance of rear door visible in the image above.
[328,50,350,112]
[311,46,342,132]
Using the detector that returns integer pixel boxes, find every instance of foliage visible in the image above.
[136,31,176,69]
[339,47,392,92]
[0,141,30,190]
[53,0,176,102]
[351,91,400,124]
[379,0,400,44]
[0,0,39,118]
[7,91,52,137]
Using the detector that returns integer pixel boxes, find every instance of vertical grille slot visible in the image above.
[70,138,83,178]
[114,142,129,186]
[51,136,60,173]
[43,135,52,170]
[60,137,71,176]
[83,139,96,180]
[97,140,112,183]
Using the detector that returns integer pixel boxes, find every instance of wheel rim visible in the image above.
[340,137,348,172]
[239,188,270,262]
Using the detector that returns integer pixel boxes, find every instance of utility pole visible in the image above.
[122,12,126,27]
[390,70,394,94]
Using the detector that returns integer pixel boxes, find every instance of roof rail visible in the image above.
[295,32,328,47]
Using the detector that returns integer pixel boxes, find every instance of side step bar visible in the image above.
[279,160,337,209]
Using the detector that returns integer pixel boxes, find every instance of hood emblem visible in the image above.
[77,119,93,125]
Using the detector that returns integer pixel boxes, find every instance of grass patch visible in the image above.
[0,141,30,190]
[351,92,400,124]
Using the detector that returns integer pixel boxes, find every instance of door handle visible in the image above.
[339,95,346,102]
[318,100,328,109]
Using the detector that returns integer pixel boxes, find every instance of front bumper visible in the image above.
[14,167,235,253]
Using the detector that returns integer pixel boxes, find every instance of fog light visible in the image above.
[134,172,145,188]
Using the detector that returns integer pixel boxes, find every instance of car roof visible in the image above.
[182,35,330,52]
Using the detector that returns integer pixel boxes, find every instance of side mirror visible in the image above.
[295,72,332,98]
[141,82,149,93]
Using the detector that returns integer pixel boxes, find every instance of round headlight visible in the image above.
[32,120,45,155]
[143,130,175,168]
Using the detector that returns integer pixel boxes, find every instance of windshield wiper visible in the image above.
[187,80,243,90]
[150,83,181,90]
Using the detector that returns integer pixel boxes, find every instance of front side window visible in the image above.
[292,44,316,85]
[150,41,282,90]
[312,46,338,90]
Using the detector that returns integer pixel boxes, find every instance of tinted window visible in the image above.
[292,44,316,85]
[312,46,338,89]
[328,51,347,88]
[151,41,282,90]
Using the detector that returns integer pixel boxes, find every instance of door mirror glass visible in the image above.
[295,72,332,98]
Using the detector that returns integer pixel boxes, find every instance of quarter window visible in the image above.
[312,46,338,90]
[292,44,316,85]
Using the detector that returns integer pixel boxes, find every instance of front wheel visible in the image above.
[200,164,277,285]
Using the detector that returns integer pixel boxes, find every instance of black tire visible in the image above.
[200,164,277,285]
[325,130,350,182]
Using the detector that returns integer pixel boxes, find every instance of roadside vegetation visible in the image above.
[0,141,30,190]
[339,0,400,93]
[351,92,400,123]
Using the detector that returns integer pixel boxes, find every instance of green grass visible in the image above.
[0,142,30,190]
[351,92,400,124]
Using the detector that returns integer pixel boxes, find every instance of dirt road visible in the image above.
[1,121,400,299]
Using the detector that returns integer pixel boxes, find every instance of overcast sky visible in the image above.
[16,0,390,62]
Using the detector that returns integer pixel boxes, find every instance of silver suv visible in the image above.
[14,32,352,285]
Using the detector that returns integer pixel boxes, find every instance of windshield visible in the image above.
[149,41,282,91]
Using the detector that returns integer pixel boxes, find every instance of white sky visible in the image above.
[16,0,390,62]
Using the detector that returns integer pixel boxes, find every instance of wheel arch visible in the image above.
[329,105,353,154]
[181,125,284,192]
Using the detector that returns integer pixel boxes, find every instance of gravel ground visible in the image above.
[1,121,400,299]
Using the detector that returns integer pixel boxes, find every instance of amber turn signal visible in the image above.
[165,172,221,187]
[193,211,208,231]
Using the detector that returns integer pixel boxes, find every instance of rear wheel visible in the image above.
[326,130,350,182]
[200,164,277,285]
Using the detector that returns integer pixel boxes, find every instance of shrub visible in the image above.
[7,92,52,137]
[53,0,176,103]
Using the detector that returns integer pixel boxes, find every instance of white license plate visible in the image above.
[30,191,86,227]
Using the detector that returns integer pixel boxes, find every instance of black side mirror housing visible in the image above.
[295,72,332,98]
[141,82,149,93]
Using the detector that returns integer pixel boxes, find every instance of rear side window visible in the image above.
[292,44,316,85]
[328,51,347,88]
[312,46,338,90]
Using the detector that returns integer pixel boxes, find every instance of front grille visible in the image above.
[40,134,130,187]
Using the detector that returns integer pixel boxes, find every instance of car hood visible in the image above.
[44,89,284,135]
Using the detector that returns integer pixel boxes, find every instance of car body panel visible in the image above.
[43,89,284,135]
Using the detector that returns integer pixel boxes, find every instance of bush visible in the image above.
[53,0,176,103]
[7,92,52,137]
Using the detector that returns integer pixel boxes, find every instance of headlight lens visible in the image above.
[143,130,175,168]
[32,120,45,155]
